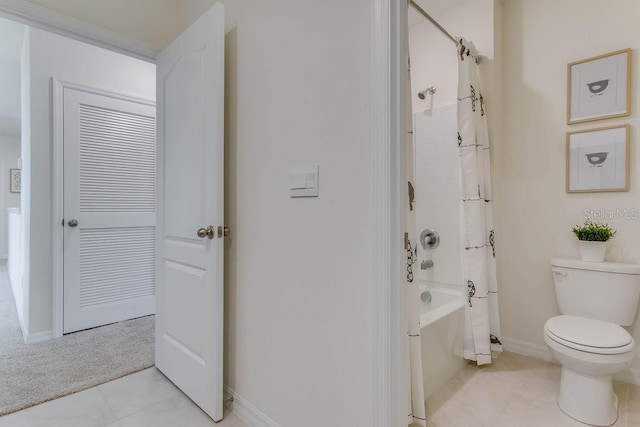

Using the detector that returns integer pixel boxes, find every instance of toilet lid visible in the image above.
[545,315,632,352]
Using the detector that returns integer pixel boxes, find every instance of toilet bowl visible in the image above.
[544,315,635,426]
[546,258,640,426]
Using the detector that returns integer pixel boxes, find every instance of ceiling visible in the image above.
[0,16,26,136]
[409,0,472,27]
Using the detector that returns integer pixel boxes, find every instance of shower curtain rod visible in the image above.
[409,0,457,45]
[409,0,482,63]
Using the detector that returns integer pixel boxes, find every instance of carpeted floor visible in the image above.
[0,263,155,416]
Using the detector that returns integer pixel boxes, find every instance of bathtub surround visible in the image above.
[413,104,462,286]
[457,38,503,365]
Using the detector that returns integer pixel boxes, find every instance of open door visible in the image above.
[155,3,225,422]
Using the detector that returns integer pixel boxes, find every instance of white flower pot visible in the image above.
[578,240,607,262]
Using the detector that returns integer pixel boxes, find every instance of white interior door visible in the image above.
[155,3,225,422]
[63,88,156,334]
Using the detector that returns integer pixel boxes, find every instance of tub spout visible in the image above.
[421,260,434,270]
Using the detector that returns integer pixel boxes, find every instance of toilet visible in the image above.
[544,258,640,426]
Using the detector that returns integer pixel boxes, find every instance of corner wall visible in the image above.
[498,0,640,370]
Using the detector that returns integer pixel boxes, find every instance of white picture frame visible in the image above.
[9,168,21,193]
[567,49,631,125]
[566,125,629,193]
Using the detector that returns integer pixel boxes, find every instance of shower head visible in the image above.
[417,86,436,100]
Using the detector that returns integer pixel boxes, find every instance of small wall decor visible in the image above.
[9,169,21,193]
[567,48,631,125]
[566,124,629,193]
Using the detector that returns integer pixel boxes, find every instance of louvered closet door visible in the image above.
[63,88,156,334]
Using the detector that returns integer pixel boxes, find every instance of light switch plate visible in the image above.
[290,164,319,198]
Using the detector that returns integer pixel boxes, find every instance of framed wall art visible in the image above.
[9,168,21,193]
[566,124,629,193]
[567,48,631,125]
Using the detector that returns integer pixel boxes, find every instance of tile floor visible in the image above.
[0,368,248,427]
[417,351,640,427]
[4,351,640,426]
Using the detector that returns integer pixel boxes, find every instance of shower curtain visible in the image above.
[457,39,503,365]
[406,53,426,426]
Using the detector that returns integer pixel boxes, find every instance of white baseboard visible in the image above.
[23,330,53,344]
[501,337,554,363]
[615,368,640,386]
[224,386,280,427]
[501,336,640,386]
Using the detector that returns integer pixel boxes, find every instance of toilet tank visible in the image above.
[551,258,640,326]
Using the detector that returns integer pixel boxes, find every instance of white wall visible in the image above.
[0,17,25,136]
[23,0,180,51]
[0,133,20,259]
[22,27,155,337]
[498,0,640,370]
[409,0,493,113]
[177,1,378,426]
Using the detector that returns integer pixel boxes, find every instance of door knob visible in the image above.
[68,219,79,227]
[217,226,231,238]
[197,226,215,239]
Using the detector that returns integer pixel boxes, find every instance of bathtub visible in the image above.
[418,281,466,400]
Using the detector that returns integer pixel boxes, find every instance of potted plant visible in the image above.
[572,221,616,262]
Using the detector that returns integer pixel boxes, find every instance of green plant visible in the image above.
[572,221,616,242]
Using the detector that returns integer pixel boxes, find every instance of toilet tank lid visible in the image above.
[552,258,640,275]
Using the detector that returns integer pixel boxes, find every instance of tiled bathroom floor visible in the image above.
[5,351,640,427]
[0,368,248,427]
[418,351,640,427]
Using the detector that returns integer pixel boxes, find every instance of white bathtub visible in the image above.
[418,281,466,400]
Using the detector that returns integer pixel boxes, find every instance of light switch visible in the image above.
[290,164,319,198]
[290,173,306,189]
[305,173,315,188]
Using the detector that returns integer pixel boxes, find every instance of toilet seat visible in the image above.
[544,315,634,355]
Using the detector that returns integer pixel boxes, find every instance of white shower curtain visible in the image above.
[457,39,503,365]
[406,52,426,426]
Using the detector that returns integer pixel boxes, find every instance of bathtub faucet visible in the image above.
[420,259,434,270]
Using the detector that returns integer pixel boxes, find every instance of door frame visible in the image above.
[370,1,408,425]
[51,79,156,338]
[2,1,408,424]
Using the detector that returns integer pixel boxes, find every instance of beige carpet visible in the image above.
[0,264,154,416]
